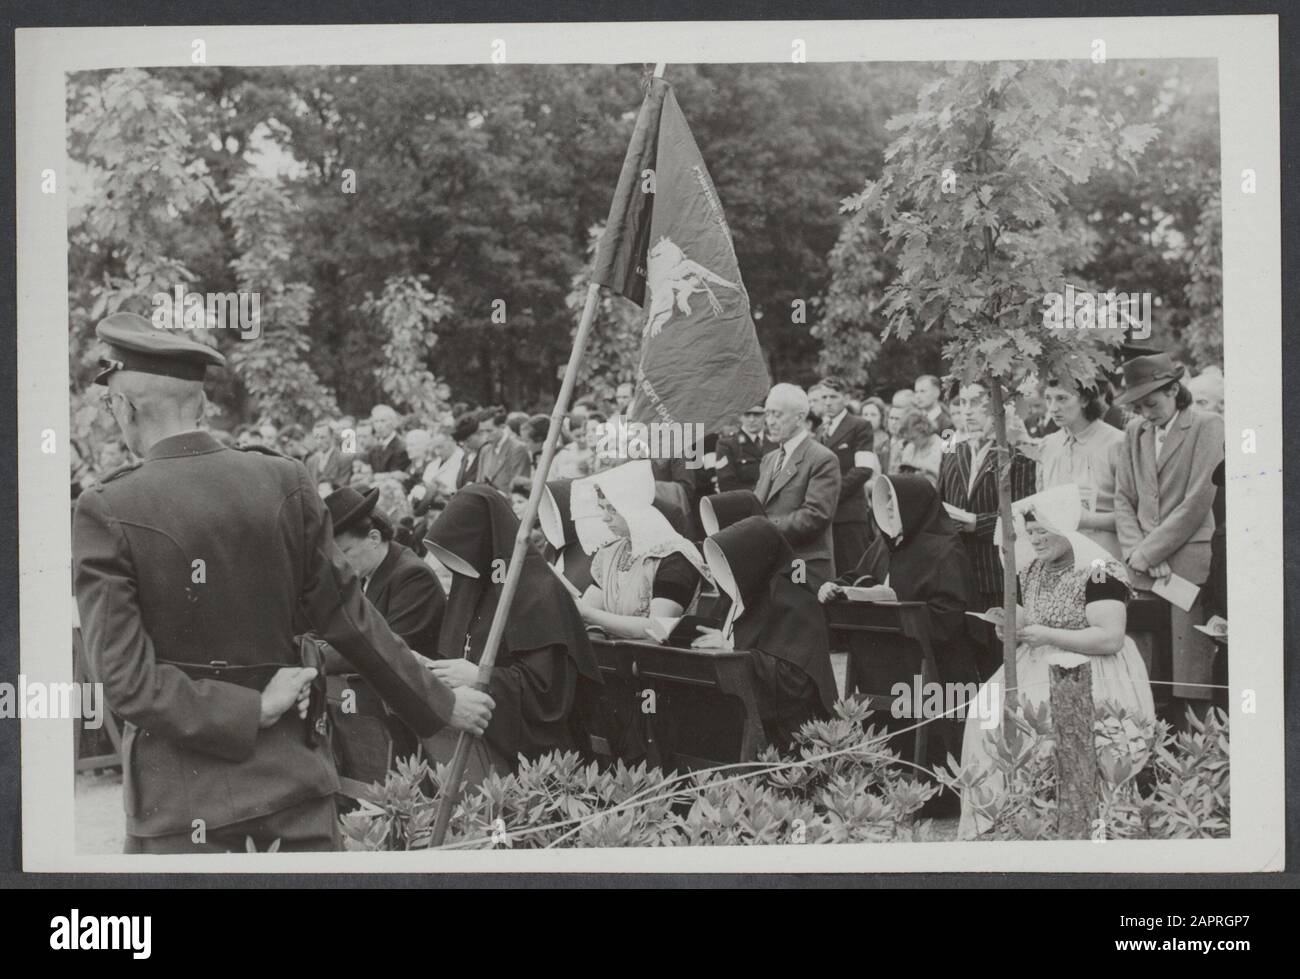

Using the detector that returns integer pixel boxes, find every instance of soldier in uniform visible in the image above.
[714,405,773,494]
[73,313,494,853]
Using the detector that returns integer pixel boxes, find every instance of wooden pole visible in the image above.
[1050,661,1097,839]
[429,280,602,846]
[987,377,1019,724]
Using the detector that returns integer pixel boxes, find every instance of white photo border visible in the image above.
[16,15,1283,873]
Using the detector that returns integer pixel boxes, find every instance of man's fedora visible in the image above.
[1114,353,1185,407]
[324,485,380,535]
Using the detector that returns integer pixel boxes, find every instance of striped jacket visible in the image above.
[937,438,1036,596]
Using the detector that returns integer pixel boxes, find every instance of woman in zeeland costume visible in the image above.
[574,460,706,641]
[958,485,1155,839]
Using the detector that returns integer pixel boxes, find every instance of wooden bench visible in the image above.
[824,600,939,766]
[579,638,765,773]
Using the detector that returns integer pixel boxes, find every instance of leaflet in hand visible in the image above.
[1152,573,1200,613]
[965,605,1027,625]
[943,502,976,525]
[1194,615,1228,640]
[853,450,881,472]
[842,584,898,603]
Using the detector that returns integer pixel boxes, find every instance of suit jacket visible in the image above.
[715,430,774,493]
[72,431,457,837]
[364,541,447,657]
[818,412,875,525]
[475,432,531,493]
[1114,408,1223,588]
[455,449,479,489]
[753,435,842,575]
[367,435,410,475]
[937,438,1037,597]
[305,446,355,489]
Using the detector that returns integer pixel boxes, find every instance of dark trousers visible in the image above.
[125,794,339,854]
[832,522,870,581]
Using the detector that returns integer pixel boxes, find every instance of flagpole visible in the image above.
[428,280,601,846]
[429,62,670,848]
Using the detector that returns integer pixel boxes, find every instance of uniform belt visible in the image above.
[157,659,285,689]
[160,637,330,748]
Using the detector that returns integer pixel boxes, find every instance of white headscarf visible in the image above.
[584,460,704,569]
[995,484,1119,577]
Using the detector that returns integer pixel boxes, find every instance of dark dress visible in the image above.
[700,489,764,535]
[708,515,838,751]
[425,485,602,770]
[834,474,976,764]
[539,479,596,593]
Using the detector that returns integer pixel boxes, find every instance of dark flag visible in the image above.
[592,76,771,437]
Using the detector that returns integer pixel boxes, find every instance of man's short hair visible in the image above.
[526,414,550,443]
[766,383,810,418]
[915,374,941,392]
[370,404,398,423]
[818,376,845,394]
[451,414,480,443]
[479,406,508,427]
[891,389,917,407]
[506,410,530,435]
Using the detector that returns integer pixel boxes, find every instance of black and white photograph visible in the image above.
[10,13,1284,876]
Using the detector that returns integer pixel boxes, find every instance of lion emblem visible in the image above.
[643,236,741,338]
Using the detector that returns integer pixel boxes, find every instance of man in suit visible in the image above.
[813,377,876,574]
[937,381,1036,680]
[366,404,410,475]
[1113,354,1224,717]
[474,406,532,495]
[753,383,842,580]
[304,418,354,494]
[73,313,493,853]
[715,404,773,493]
[914,374,955,437]
[453,413,487,490]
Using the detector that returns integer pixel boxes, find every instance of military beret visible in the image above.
[93,312,227,386]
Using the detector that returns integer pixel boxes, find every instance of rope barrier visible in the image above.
[412,666,1226,850]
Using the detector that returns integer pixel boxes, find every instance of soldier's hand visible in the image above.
[448,687,495,736]
[260,667,318,729]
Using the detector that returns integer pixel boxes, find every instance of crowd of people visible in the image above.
[72,310,1229,848]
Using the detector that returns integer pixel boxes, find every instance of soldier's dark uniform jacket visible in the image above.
[73,433,458,839]
[714,429,775,494]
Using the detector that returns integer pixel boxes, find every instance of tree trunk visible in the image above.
[987,377,1018,726]
[1050,661,1097,839]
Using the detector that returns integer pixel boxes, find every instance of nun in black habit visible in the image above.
[821,473,976,684]
[422,485,601,778]
[695,515,838,752]
[538,478,596,593]
[698,489,764,536]
[819,473,977,772]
